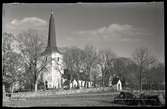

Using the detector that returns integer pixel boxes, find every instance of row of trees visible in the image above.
[2,30,165,92]
[2,30,47,92]
[63,46,165,91]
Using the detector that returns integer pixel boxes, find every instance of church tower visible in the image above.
[42,10,64,89]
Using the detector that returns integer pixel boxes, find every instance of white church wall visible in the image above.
[41,51,64,89]
[52,52,63,88]
[116,80,122,91]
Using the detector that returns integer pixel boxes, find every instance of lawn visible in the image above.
[3,88,165,107]
[3,91,120,107]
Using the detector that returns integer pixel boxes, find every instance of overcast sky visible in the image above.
[3,2,164,62]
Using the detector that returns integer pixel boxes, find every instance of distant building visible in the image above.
[109,75,122,91]
[41,10,64,89]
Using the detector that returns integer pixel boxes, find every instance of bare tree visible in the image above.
[143,61,165,90]
[113,57,139,88]
[98,49,116,87]
[16,29,48,92]
[82,45,98,88]
[63,47,85,89]
[2,32,25,93]
[132,47,155,92]
[113,58,126,77]
[63,48,75,89]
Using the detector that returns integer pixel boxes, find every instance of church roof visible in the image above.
[41,10,61,56]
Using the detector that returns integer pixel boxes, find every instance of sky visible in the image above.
[2,2,164,62]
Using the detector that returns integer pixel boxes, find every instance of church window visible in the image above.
[57,57,59,62]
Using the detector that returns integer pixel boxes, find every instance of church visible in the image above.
[41,10,64,89]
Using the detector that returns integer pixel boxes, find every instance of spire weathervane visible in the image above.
[51,8,53,14]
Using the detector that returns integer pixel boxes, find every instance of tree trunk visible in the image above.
[69,74,72,89]
[35,81,38,92]
[86,82,88,88]
[94,75,96,88]
[61,78,63,89]
[77,80,80,89]
[34,58,37,91]
[139,65,142,92]
[84,81,87,88]
[77,74,80,89]
[102,73,104,87]
[72,81,74,88]
[88,68,91,87]
[11,84,14,93]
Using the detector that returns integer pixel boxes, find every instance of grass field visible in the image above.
[3,89,165,107]
[3,92,120,107]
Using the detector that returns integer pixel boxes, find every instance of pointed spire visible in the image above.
[41,9,60,56]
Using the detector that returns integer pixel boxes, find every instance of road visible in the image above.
[3,92,124,107]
